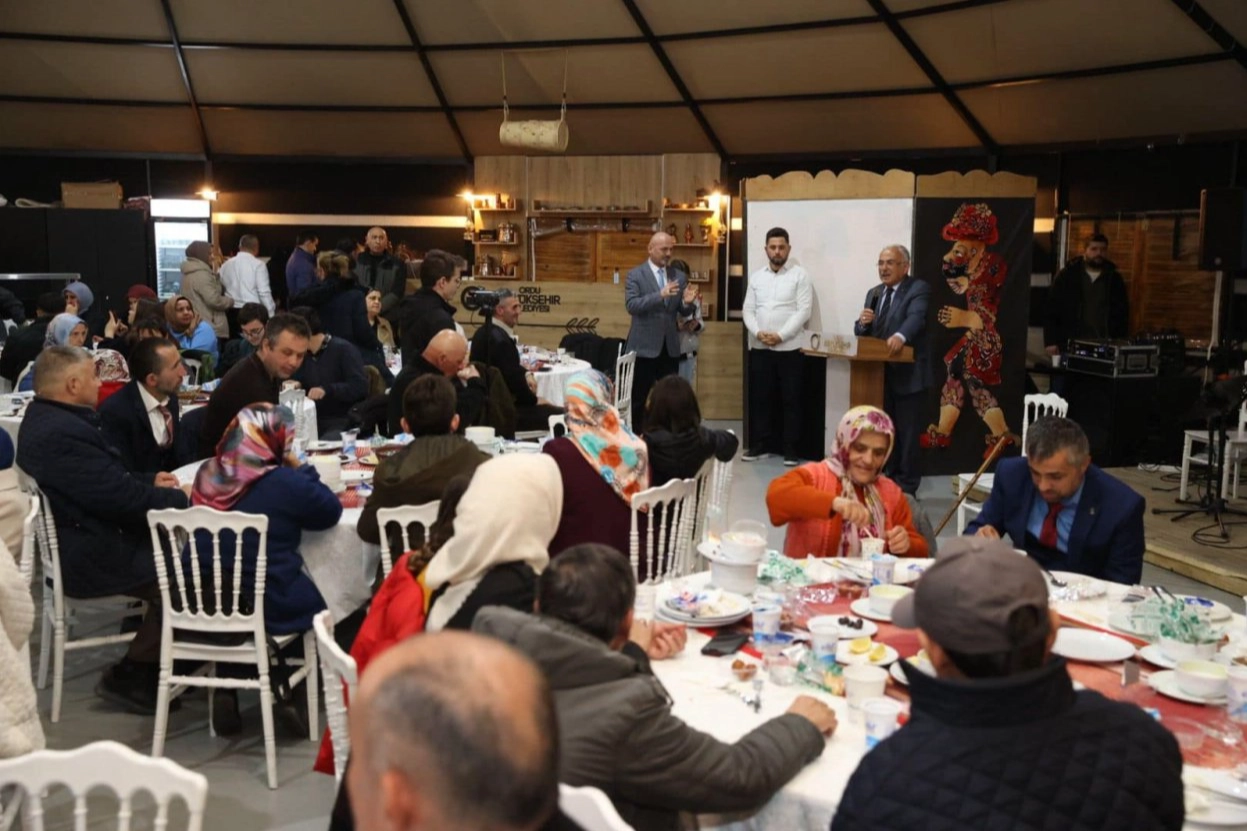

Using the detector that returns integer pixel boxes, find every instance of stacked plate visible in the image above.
[656,589,751,627]
[1184,768,1247,827]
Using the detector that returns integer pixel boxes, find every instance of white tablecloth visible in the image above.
[532,357,590,408]
[172,461,373,622]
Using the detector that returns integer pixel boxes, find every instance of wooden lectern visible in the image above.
[801,336,914,410]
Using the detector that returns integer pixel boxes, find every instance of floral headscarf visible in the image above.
[826,405,895,557]
[164,295,202,336]
[192,403,297,511]
[563,369,649,503]
[93,349,130,383]
[43,313,85,348]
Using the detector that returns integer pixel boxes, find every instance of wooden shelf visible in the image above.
[474,241,520,246]
[532,199,652,217]
[475,206,521,212]
[673,243,712,249]
[663,207,715,213]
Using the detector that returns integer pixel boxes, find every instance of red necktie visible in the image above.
[158,404,174,449]
[1039,502,1063,549]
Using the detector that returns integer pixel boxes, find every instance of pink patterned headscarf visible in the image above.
[826,405,895,557]
[192,403,297,511]
[93,349,130,383]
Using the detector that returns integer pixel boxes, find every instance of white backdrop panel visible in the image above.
[745,199,914,448]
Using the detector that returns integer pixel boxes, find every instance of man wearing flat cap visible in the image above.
[832,537,1183,831]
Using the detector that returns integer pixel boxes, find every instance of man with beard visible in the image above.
[922,203,1017,459]
[1044,233,1129,355]
[742,227,812,466]
[353,227,405,318]
[624,232,697,428]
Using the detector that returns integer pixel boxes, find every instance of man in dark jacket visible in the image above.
[358,374,489,551]
[1044,233,1129,355]
[469,290,563,432]
[474,543,835,831]
[285,230,319,299]
[17,346,191,713]
[397,249,461,365]
[99,337,187,481]
[832,537,1183,831]
[387,329,485,437]
[353,227,405,317]
[289,253,390,383]
[290,307,368,439]
[0,291,63,385]
[217,302,268,377]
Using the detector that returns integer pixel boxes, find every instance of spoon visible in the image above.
[1040,567,1067,588]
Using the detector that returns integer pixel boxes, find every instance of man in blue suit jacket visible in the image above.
[967,417,1146,584]
[624,231,696,426]
[854,245,932,493]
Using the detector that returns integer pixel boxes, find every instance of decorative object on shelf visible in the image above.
[690,270,711,284]
[476,228,498,243]
[498,222,517,244]
[667,223,678,237]
[701,222,711,244]
[684,223,694,243]
[498,52,570,152]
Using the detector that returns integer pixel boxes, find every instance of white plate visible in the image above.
[1149,670,1227,705]
[889,653,935,685]
[829,616,879,640]
[655,607,749,628]
[341,469,373,485]
[836,641,899,667]
[849,597,892,623]
[1138,643,1177,669]
[659,590,752,625]
[1180,595,1233,622]
[1187,768,1247,804]
[307,439,342,451]
[1052,628,1136,663]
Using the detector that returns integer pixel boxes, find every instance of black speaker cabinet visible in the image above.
[1199,188,1247,271]
[1062,373,1200,467]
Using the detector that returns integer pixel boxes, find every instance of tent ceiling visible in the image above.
[0,0,1244,161]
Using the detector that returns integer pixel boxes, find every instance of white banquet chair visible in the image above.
[32,488,140,723]
[558,784,634,831]
[549,413,567,438]
[181,356,202,386]
[147,507,318,790]
[15,499,39,677]
[313,610,357,786]
[375,502,440,580]
[1181,361,1247,501]
[0,740,208,831]
[955,393,1068,534]
[629,477,698,612]
[614,350,636,429]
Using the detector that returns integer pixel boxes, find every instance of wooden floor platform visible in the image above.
[1110,466,1247,597]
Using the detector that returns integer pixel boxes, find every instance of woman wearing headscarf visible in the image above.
[190,403,343,634]
[181,240,232,343]
[542,369,650,561]
[165,294,220,364]
[93,348,130,406]
[17,313,88,391]
[62,280,105,337]
[767,405,928,559]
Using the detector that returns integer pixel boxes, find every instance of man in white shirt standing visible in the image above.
[742,227,813,466]
[220,235,276,337]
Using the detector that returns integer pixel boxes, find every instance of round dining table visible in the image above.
[648,569,1246,831]
[526,355,590,408]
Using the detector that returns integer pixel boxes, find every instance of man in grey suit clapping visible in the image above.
[624,232,697,427]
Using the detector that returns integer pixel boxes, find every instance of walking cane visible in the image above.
[933,434,1013,537]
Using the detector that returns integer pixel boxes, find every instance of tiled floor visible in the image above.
[22,421,1241,829]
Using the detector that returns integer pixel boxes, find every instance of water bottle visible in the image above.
[613,268,620,285]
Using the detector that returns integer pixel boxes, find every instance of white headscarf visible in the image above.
[424,454,563,631]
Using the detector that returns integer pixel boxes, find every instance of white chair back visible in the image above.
[549,414,567,438]
[18,498,38,587]
[614,350,637,428]
[0,740,208,831]
[1021,393,1069,456]
[559,784,634,831]
[14,361,33,392]
[629,477,697,584]
[375,502,440,579]
[147,507,270,637]
[313,611,357,786]
[182,357,202,386]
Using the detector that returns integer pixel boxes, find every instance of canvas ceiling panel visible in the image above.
[2,0,168,39]
[633,0,874,35]
[454,108,711,156]
[168,0,409,44]
[667,26,927,98]
[1198,0,1247,44]
[431,46,678,108]
[904,0,1217,84]
[186,51,438,106]
[0,103,202,153]
[704,95,976,154]
[0,42,188,101]
[408,0,637,45]
[961,63,1247,145]
[203,110,461,157]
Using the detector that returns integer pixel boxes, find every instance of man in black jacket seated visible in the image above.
[396,249,461,365]
[832,537,1183,831]
[17,346,191,714]
[0,291,63,385]
[387,329,485,437]
[100,337,188,481]
[290,306,368,439]
[469,289,563,432]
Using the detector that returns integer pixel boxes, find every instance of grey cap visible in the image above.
[891,537,1049,655]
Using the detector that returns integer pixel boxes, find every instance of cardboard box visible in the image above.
[61,181,123,209]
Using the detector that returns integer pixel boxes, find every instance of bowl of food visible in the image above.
[868,584,912,617]
[1176,659,1228,699]
[1160,635,1218,664]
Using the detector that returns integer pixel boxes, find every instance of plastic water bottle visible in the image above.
[613,268,620,285]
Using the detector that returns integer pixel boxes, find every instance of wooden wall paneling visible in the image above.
[528,155,661,210]
[596,231,652,283]
[455,278,631,347]
[915,170,1038,198]
[532,231,595,283]
[662,153,721,205]
[472,155,529,278]
[743,169,915,201]
[695,321,744,420]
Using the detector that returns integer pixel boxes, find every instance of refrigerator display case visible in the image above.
[151,199,211,297]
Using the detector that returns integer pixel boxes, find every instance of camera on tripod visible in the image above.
[461,286,506,314]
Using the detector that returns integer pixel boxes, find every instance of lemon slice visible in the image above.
[850,636,872,654]
[869,643,887,662]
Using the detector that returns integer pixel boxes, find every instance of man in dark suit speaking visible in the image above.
[624,232,696,427]
[854,244,931,494]
[967,417,1145,584]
